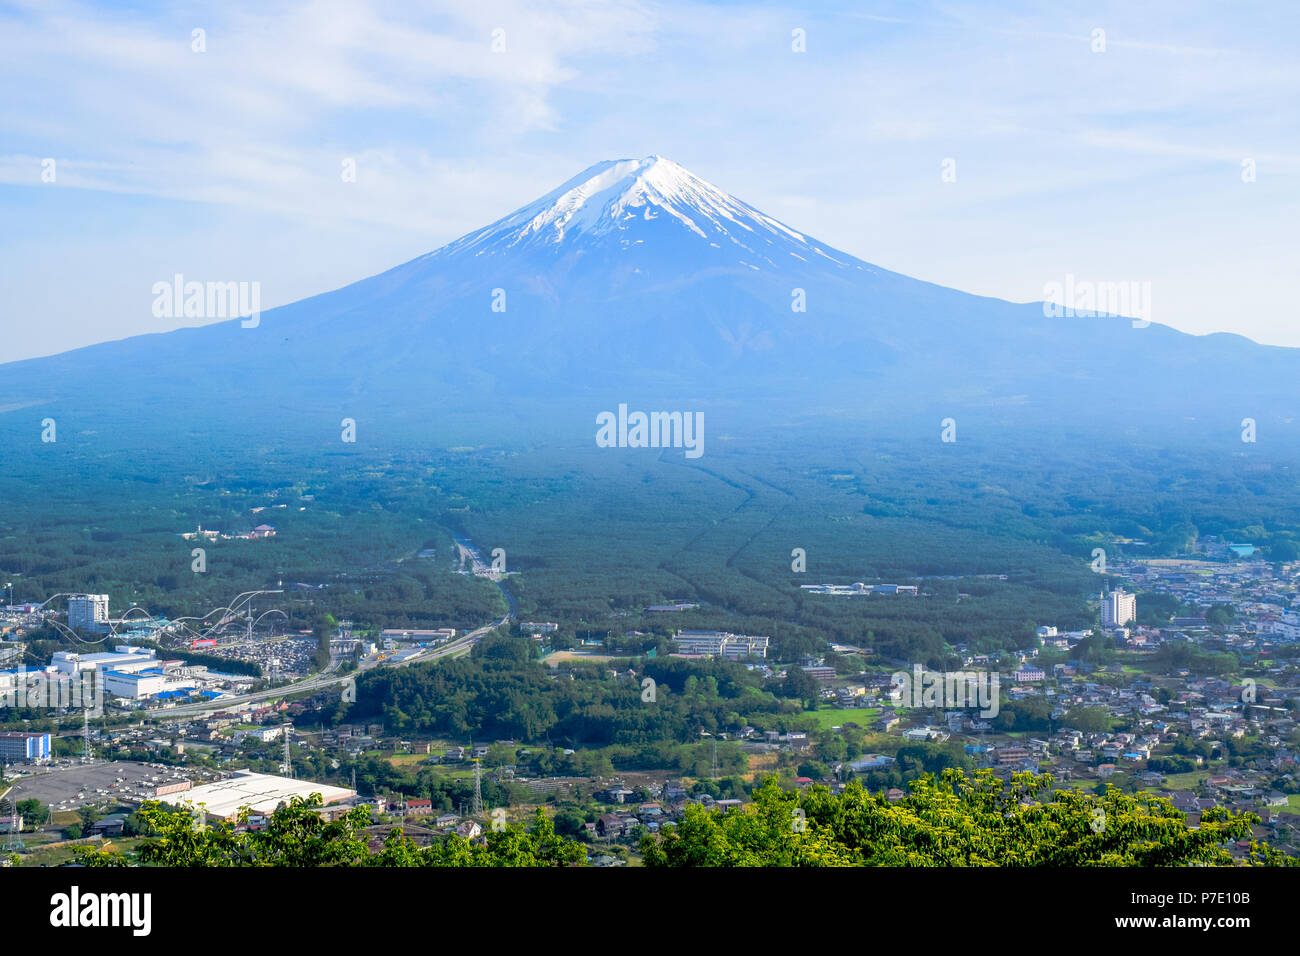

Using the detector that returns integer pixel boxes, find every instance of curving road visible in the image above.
[151,613,507,721]
[142,534,516,722]
[151,582,513,721]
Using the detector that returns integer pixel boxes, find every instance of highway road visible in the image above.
[131,534,516,723]
[151,613,508,721]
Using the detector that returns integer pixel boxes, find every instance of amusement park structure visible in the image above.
[30,588,290,649]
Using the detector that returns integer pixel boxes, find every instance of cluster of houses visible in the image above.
[878,664,1299,832]
[586,780,737,843]
[90,702,297,759]
[361,777,730,851]
[366,798,484,843]
[1114,552,1300,649]
[358,821,480,852]
[428,743,494,764]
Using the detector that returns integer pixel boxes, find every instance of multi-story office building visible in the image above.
[1100,589,1137,627]
[68,593,110,633]
[0,731,51,764]
[674,629,770,660]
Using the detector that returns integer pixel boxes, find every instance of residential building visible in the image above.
[802,665,836,682]
[68,594,110,634]
[1101,589,1137,627]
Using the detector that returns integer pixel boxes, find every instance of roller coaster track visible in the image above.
[35,589,288,648]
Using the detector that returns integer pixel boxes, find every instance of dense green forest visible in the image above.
[3,432,1299,669]
[324,634,797,746]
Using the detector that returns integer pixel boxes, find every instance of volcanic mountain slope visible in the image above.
[1,155,1296,446]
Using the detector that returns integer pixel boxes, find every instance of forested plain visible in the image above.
[6,424,1300,868]
[2,426,1299,669]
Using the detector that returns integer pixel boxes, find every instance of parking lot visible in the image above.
[3,760,197,812]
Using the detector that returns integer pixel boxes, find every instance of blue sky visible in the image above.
[1,0,1297,362]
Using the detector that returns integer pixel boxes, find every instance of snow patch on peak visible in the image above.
[435,155,856,270]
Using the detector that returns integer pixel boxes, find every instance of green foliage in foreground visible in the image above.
[641,771,1294,867]
[72,796,584,867]
[71,771,1297,867]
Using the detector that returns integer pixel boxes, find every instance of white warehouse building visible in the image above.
[52,646,159,676]
[102,669,188,700]
[178,770,356,822]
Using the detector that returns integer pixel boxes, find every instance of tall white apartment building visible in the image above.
[1100,589,1137,627]
[68,593,111,633]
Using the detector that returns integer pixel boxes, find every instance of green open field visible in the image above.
[385,753,431,767]
[802,708,880,731]
[1162,770,1210,791]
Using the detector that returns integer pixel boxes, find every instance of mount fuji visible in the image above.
[2,155,1297,450]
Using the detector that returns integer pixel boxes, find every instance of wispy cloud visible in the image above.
[1,0,1298,361]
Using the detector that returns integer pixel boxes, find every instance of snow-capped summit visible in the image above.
[5,153,1293,449]
[432,155,855,270]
